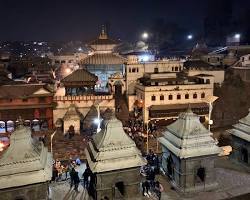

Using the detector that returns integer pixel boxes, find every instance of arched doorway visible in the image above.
[197,167,206,182]
[114,181,125,198]
[241,148,248,163]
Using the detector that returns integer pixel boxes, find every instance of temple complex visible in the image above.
[81,26,127,92]
[0,120,52,199]
[229,108,250,167]
[85,114,146,200]
[158,108,221,193]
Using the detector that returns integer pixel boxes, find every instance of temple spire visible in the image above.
[99,25,108,39]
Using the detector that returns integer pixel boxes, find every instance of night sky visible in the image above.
[0,0,249,42]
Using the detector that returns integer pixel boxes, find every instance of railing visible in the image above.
[54,95,113,101]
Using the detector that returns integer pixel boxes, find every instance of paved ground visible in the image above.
[49,158,250,200]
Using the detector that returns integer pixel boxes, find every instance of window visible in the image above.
[208,58,210,62]
[132,68,136,73]
[169,94,173,100]
[136,68,139,72]
[172,67,174,71]
[154,67,159,73]
[151,95,156,101]
[185,94,189,99]
[206,79,210,84]
[160,95,164,100]
[193,93,197,99]
[175,67,178,71]
[177,94,181,100]
[22,98,28,102]
[129,68,131,73]
[9,98,13,102]
[179,66,182,71]
[39,97,46,103]
[201,93,205,98]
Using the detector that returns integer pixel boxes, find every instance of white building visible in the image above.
[135,72,214,123]
[231,54,250,82]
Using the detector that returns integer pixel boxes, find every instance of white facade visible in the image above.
[135,74,214,122]
[126,60,184,95]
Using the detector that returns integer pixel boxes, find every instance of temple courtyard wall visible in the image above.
[53,95,115,125]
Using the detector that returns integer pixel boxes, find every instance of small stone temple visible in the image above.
[63,104,81,134]
[229,108,250,167]
[85,114,146,200]
[61,68,98,96]
[158,108,221,193]
[0,120,52,200]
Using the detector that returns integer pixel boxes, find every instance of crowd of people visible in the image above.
[140,150,163,199]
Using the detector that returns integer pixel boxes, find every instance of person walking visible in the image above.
[73,170,80,192]
[69,168,75,189]
[155,181,163,200]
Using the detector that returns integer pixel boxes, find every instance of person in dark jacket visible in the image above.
[73,170,80,192]
[69,168,75,188]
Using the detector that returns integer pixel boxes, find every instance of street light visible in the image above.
[234,33,241,39]
[94,101,102,133]
[50,130,56,157]
[142,32,149,40]
[204,96,218,131]
[187,34,193,40]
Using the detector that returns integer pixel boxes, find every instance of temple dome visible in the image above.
[159,109,221,159]
[0,123,52,189]
[85,114,146,173]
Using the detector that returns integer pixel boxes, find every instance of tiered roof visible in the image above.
[61,68,98,86]
[228,109,250,142]
[85,115,146,173]
[0,123,52,189]
[81,53,127,65]
[158,108,221,158]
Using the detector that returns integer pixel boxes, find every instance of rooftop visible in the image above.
[0,83,53,99]
[85,114,146,173]
[0,122,52,189]
[81,53,127,65]
[158,108,221,158]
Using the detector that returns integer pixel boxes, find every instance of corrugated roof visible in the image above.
[61,68,98,83]
[184,60,214,69]
[81,53,127,65]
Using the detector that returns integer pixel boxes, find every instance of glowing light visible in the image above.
[0,142,5,152]
[78,47,83,51]
[187,34,193,40]
[234,33,241,39]
[65,68,71,74]
[141,55,150,62]
[94,118,101,125]
[142,32,149,39]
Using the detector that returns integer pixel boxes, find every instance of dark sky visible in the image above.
[0,0,249,42]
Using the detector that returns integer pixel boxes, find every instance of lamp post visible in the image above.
[50,130,56,157]
[94,100,102,133]
[204,96,218,131]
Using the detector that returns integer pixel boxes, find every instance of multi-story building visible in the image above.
[231,54,250,83]
[126,59,184,111]
[0,83,54,133]
[134,72,214,123]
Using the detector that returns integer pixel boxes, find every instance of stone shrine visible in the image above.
[158,108,221,193]
[85,114,146,200]
[0,121,52,200]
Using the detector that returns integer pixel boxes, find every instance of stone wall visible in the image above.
[230,136,250,167]
[95,167,142,200]
[0,182,49,200]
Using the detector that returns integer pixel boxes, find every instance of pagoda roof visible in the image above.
[228,109,250,142]
[61,68,98,84]
[85,115,146,173]
[81,53,127,65]
[0,123,52,189]
[158,108,221,159]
